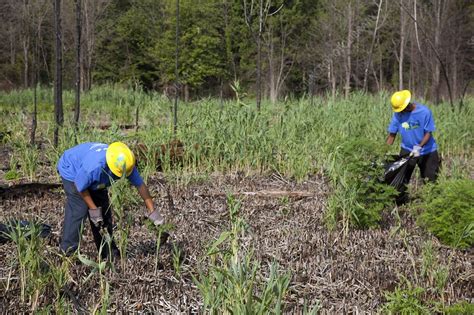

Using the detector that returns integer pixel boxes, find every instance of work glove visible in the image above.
[410,145,422,157]
[88,207,104,227]
[147,209,165,226]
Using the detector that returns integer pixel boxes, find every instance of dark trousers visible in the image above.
[60,178,118,258]
[397,149,440,204]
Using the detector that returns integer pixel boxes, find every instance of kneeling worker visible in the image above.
[57,142,164,258]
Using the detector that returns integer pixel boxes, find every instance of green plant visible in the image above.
[77,232,114,313]
[172,243,183,277]
[441,301,474,314]
[326,139,398,229]
[4,169,20,180]
[420,241,449,293]
[7,221,49,305]
[417,179,474,248]
[109,176,139,269]
[194,195,291,314]
[382,282,430,315]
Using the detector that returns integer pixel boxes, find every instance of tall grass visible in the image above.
[1,87,472,227]
[0,86,471,312]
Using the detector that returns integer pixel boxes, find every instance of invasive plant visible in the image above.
[194,195,291,314]
[326,139,398,229]
[172,243,183,277]
[417,179,474,249]
[77,233,114,313]
[108,176,139,269]
[7,221,49,305]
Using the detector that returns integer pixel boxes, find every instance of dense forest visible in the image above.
[0,0,472,103]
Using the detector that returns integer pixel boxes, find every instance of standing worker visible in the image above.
[57,142,164,258]
[386,90,440,204]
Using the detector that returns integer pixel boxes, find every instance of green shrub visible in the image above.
[441,301,474,314]
[417,179,474,249]
[382,285,430,315]
[327,139,398,229]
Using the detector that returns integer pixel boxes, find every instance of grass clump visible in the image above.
[417,179,474,249]
[326,138,398,229]
[194,195,297,314]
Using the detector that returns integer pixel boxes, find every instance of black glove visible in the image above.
[89,207,104,227]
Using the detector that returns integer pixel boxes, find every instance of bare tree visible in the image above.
[82,0,110,90]
[363,0,385,92]
[174,0,180,136]
[74,0,81,128]
[266,7,292,104]
[398,0,407,90]
[344,2,353,98]
[243,0,282,110]
[54,0,63,147]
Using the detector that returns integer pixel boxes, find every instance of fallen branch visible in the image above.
[0,183,61,198]
[193,190,315,198]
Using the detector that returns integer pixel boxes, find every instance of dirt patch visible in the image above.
[0,173,472,313]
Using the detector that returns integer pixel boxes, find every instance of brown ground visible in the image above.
[1,168,473,313]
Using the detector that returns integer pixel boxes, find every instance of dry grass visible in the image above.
[1,172,472,313]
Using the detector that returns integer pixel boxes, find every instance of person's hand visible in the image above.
[147,209,165,226]
[88,207,104,227]
[410,145,422,157]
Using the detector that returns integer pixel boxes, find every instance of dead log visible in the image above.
[0,183,61,198]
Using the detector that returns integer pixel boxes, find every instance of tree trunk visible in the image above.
[74,0,81,128]
[432,0,441,104]
[256,0,263,111]
[173,0,180,136]
[22,0,30,88]
[363,0,383,92]
[399,0,406,90]
[23,38,29,88]
[344,3,352,98]
[54,0,63,148]
[30,39,38,146]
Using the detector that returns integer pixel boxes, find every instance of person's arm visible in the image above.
[137,183,154,215]
[79,190,98,209]
[419,132,431,147]
[386,133,397,145]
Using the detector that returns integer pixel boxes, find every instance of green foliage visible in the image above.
[326,138,398,229]
[382,284,430,315]
[5,169,20,180]
[441,302,474,314]
[417,179,474,249]
[194,195,292,313]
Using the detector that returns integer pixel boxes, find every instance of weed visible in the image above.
[194,195,291,313]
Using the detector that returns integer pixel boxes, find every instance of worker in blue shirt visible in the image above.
[57,142,164,258]
[386,90,440,204]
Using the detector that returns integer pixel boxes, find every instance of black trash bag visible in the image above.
[384,156,411,190]
[0,220,52,244]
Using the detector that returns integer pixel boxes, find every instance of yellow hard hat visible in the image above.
[106,142,136,177]
[391,90,411,112]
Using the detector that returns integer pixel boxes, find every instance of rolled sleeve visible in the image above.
[127,167,144,187]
